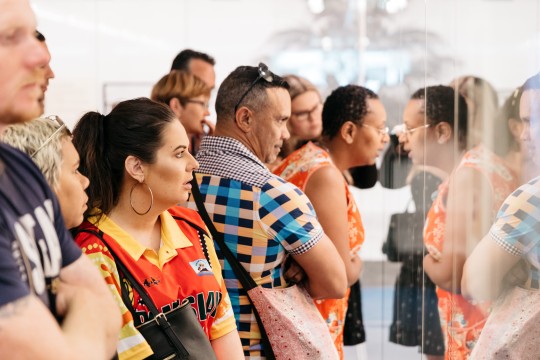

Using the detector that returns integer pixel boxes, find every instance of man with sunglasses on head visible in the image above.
[187,63,347,358]
[0,1,121,358]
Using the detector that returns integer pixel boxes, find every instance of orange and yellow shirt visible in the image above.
[424,145,518,359]
[74,206,236,360]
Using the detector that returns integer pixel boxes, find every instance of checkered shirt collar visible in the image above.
[195,136,272,188]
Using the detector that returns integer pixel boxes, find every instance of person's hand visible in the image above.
[504,260,529,287]
[284,257,306,285]
[426,244,442,262]
[202,119,215,136]
[54,280,91,317]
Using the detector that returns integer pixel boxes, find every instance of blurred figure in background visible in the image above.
[463,73,540,359]
[271,74,323,168]
[388,94,450,358]
[274,84,388,358]
[419,81,520,358]
[171,49,216,90]
[151,70,212,154]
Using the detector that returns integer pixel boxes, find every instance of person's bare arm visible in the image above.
[292,233,347,300]
[59,254,122,357]
[424,167,492,293]
[304,166,361,287]
[211,330,244,360]
[0,283,118,360]
[462,234,522,301]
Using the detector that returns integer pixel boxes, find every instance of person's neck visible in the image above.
[324,140,353,173]
[107,195,164,251]
[502,148,522,178]
[435,145,465,175]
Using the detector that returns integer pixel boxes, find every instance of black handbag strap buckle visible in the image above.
[155,313,169,328]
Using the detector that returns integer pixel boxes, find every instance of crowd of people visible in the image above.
[1,0,540,359]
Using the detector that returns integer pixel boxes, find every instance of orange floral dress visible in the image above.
[424,145,519,359]
[273,142,364,359]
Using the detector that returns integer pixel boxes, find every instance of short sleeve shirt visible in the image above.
[490,176,540,289]
[186,136,323,356]
[74,207,236,360]
[0,143,81,309]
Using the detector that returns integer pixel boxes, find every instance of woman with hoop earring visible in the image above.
[71,98,243,360]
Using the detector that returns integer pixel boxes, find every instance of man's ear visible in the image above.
[125,155,145,183]
[340,121,357,144]
[169,98,184,119]
[435,121,452,145]
[235,106,254,133]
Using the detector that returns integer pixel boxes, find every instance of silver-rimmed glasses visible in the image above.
[362,123,390,137]
[392,123,430,137]
[234,62,274,113]
[30,115,71,158]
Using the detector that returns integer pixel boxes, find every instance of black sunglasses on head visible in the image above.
[234,62,274,113]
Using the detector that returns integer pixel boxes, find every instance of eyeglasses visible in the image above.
[392,123,430,136]
[234,62,274,113]
[291,102,323,122]
[362,123,389,137]
[186,99,210,110]
[31,115,70,158]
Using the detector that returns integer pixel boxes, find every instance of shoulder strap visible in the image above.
[190,176,257,290]
[74,229,161,316]
[190,175,276,360]
[74,228,190,359]
[171,215,212,266]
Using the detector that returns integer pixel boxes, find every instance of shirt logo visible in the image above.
[190,259,213,276]
[143,276,160,287]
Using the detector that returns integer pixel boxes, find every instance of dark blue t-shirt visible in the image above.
[0,142,81,310]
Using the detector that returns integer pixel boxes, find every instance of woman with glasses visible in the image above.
[151,70,212,154]
[269,75,323,168]
[1,116,89,230]
[400,85,520,359]
[274,85,388,359]
[71,98,243,360]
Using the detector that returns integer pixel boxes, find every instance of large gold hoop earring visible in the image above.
[129,181,153,216]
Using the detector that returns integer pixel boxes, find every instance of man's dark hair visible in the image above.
[411,85,468,150]
[170,49,215,71]
[322,85,378,139]
[215,65,289,122]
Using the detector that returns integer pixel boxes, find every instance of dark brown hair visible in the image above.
[72,97,176,220]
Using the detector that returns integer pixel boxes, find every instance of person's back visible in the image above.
[187,63,347,358]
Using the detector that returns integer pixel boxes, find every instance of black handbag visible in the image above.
[382,201,425,262]
[76,229,216,360]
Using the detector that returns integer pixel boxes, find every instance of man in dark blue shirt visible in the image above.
[0,0,121,358]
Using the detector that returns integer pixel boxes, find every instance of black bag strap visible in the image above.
[74,228,190,360]
[190,176,276,360]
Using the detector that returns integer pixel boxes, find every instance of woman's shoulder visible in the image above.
[167,206,207,232]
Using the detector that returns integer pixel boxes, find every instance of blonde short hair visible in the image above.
[151,70,211,107]
[1,117,71,189]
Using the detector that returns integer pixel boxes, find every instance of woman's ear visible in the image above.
[435,122,452,145]
[235,107,254,133]
[340,121,357,144]
[169,98,184,119]
[125,155,145,183]
[508,117,524,140]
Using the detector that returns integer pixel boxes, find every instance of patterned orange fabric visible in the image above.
[424,145,519,359]
[273,142,364,359]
